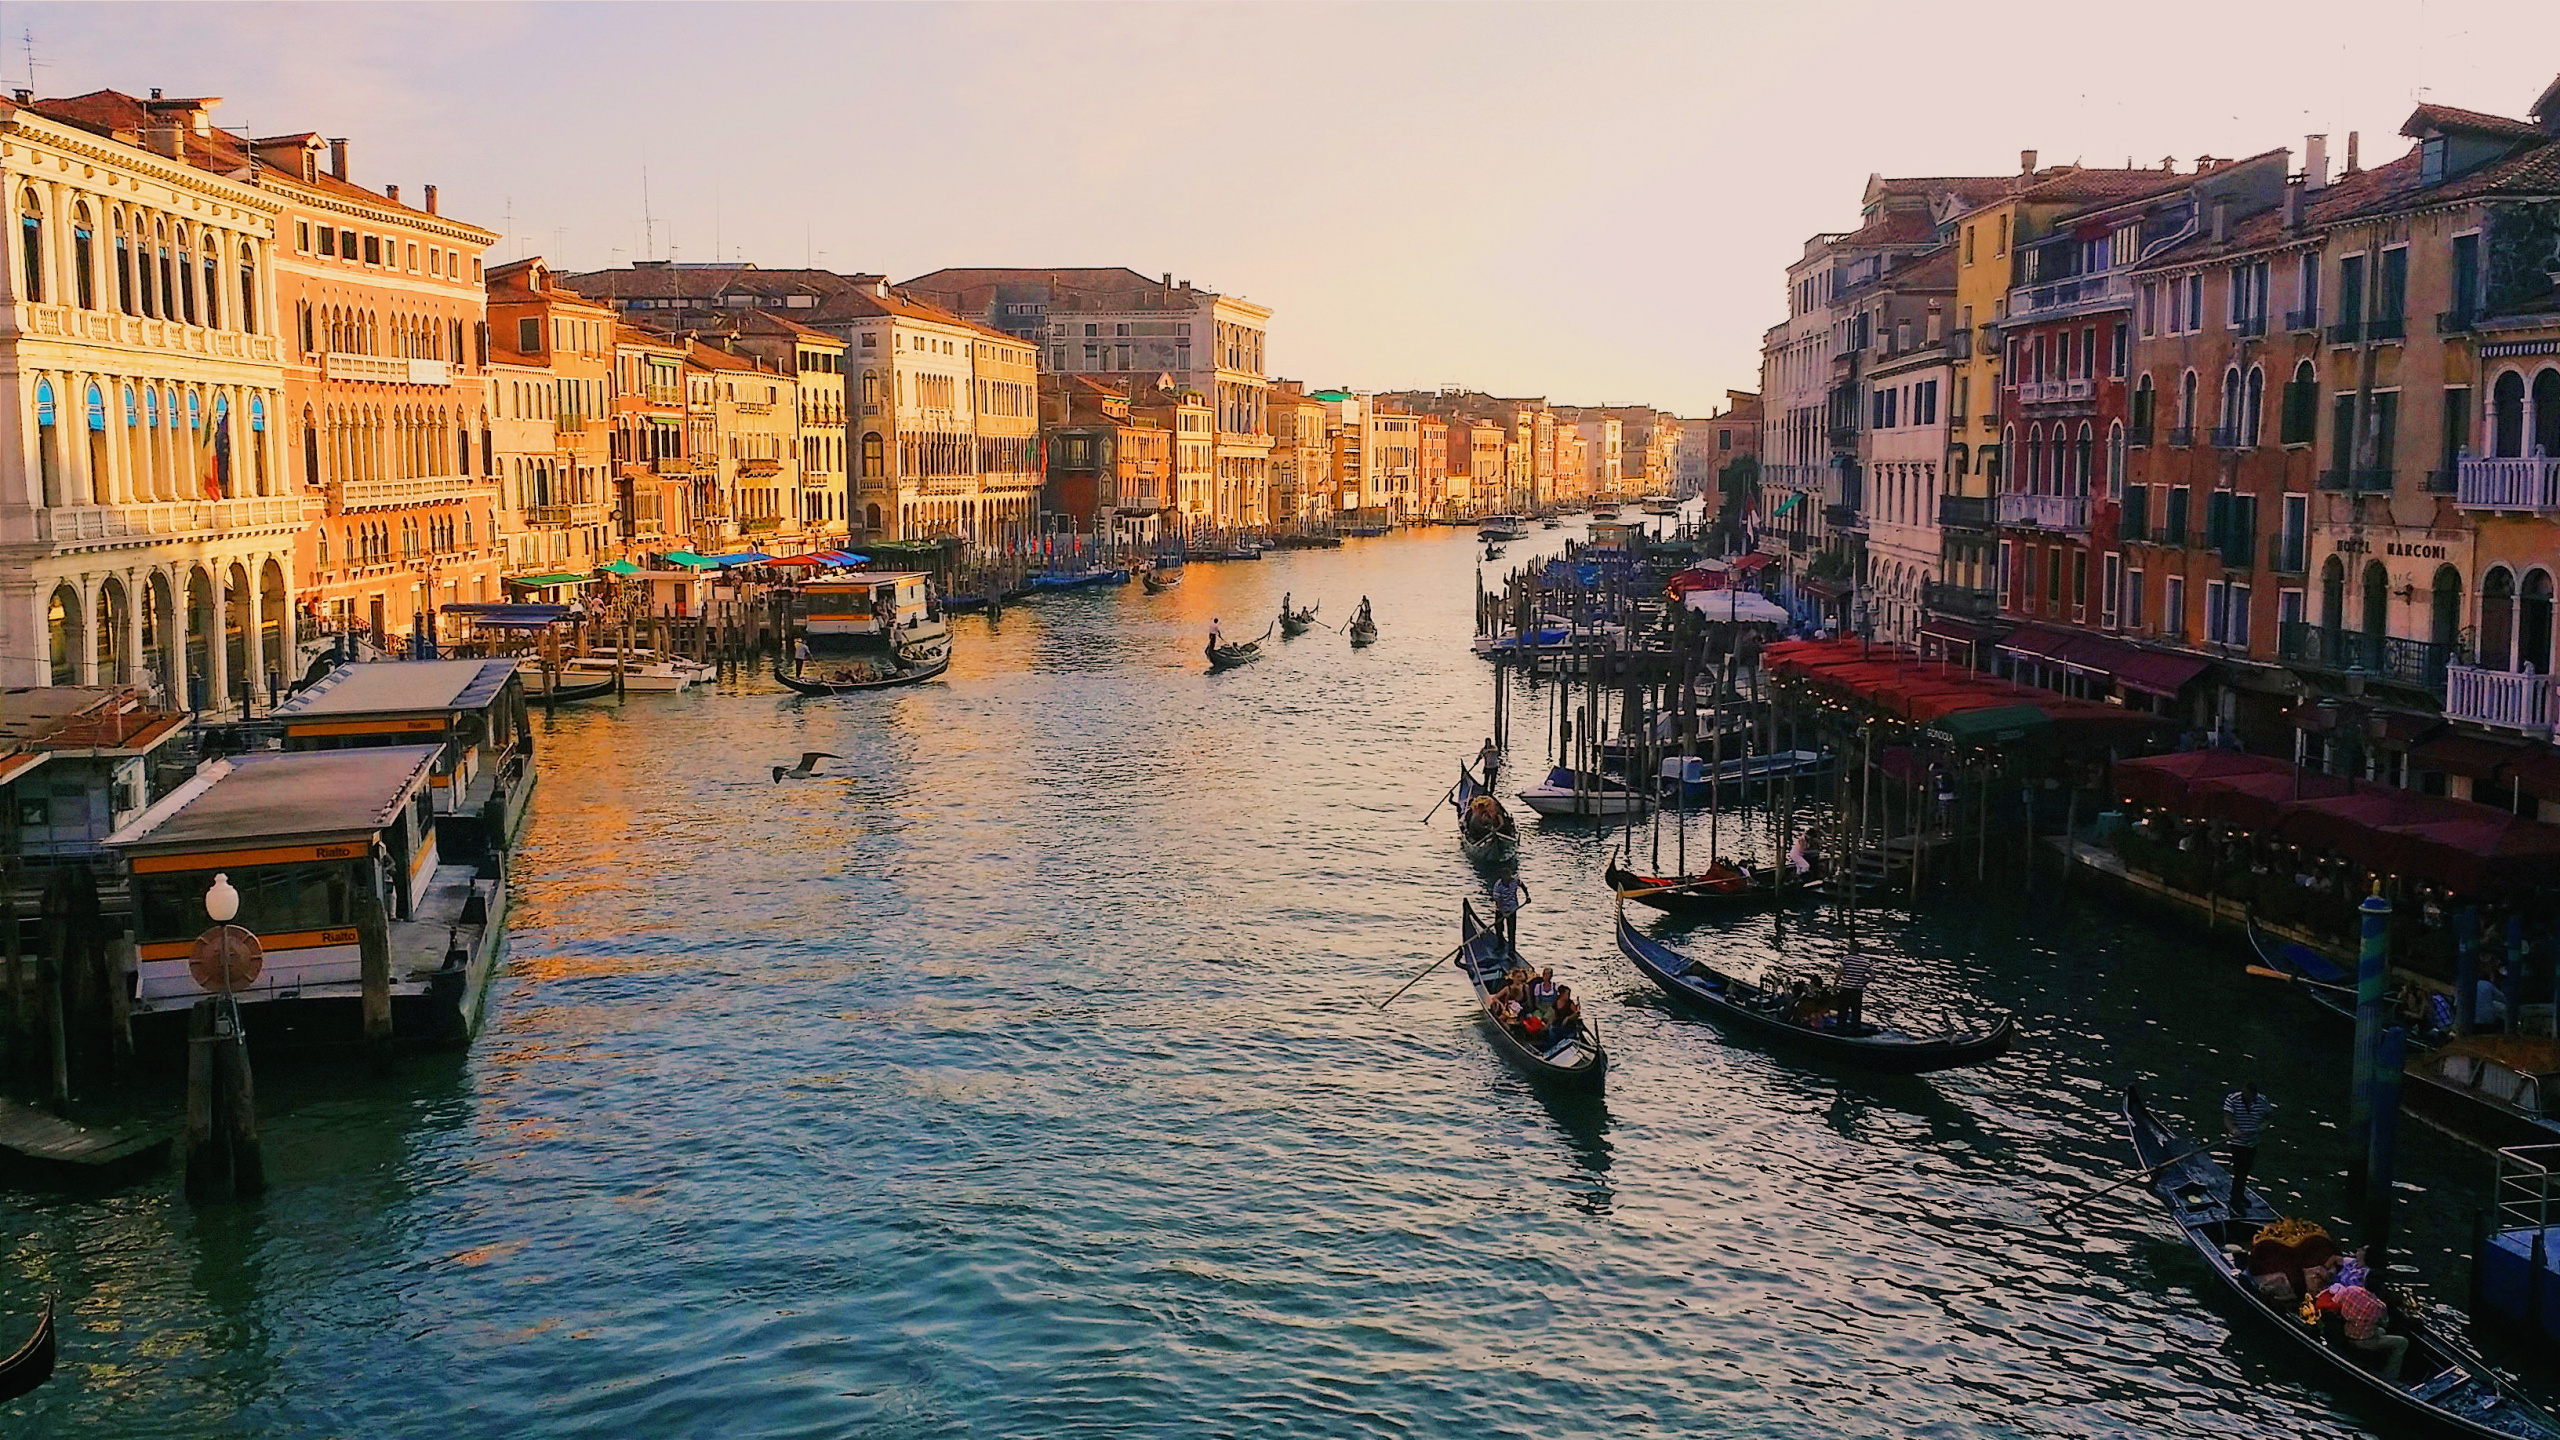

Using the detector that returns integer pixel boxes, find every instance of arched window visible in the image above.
[237,242,257,335]
[2493,371,2528,458]
[211,393,233,497]
[2526,570,2556,677]
[2320,555,2346,632]
[249,395,268,493]
[2361,559,2389,639]
[2536,369,2560,459]
[200,234,220,329]
[175,224,197,325]
[2484,566,2518,670]
[71,204,94,310]
[45,585,80,685]
[154,220,174,318]
[18,189,43,304]
[2025,424,2044,491]
[861,431,884,478]
[2219,366,2242,442]
[112,211,133,314]
[2106,422,2125,492]
[33,377,59,505]
[2243,367,2265,447]
[2432,564,2463,651]
[2074,422,2094,496]
[2177,369,2198,433]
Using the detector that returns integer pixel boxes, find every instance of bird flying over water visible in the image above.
[773,752,842,782]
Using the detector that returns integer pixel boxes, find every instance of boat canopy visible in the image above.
[505,572,590,589]
[105,745,440,859]
[442,603,574,630]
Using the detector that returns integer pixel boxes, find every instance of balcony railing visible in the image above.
[2065,377,2095,400]
[1923,581,2002,621]
[2319,467,2350,491]
[1948,328,1973,360]
[2328,319,2364,344]
[526,504,578,525]
[1822,503,1863,530]
[2285,307,2320,333]
[2125,423,2153,448]
[2445,664,2560,735]
[2208,425,2242,449]
[2456,453,2560,511]
[2369,312,2407,341]
[2234,313,2267,338]
[1995,492,2090,532]
[2006,271,2133,320]
[2438,309,2478,335]
[2278,620,2457,696]
[2423,468,2458,495]
[340,474,495,511]
[1937,495,1992,531]
[15,301,282,363]
[29,493,311,544]
[2211,531,2259,567]
[2354,466,2396,492]
[2169,425,2196,447]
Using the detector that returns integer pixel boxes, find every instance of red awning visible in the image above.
[1728,552,1775,572]
[2113,649,2212,699]
[1997,624,2082,662]
[2191,769,2366,832]
[2374,811,2560,894]
[2507,754,2560,804]
[2408,733,2542,781]
[2112,750,2294,811]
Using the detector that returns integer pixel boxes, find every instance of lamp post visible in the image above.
[184,872,264,1203]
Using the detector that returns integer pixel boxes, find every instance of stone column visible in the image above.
[204,562,230,710]
[74,573,98,685]
[121,566,145,691]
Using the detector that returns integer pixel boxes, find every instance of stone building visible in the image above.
[485,258,615,597]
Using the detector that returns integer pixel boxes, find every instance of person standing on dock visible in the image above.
[1490,868,1531,949]
[2222,1081,2272,1210]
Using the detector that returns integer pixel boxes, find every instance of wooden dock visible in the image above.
[0,1097,167,1187]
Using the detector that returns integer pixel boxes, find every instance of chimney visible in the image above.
[2210,200,2230,242]
[8,89,25,105]
[329,137,349,180]
[150,88,162,100]
[2304,134,2329,192]
[142,119,184,159]
[2345,131,2360,175]
[2282,177,2305,231]
[384,183,398,205]
[423,184,438,214]
[2020,148,2038,175]
[1161,272,1172,287]
[2162,155,2178,172]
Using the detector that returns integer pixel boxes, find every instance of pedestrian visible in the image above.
[2223,1080,2272,1211]
[1491,868,1531,949]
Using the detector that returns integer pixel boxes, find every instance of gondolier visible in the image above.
[2223,1081,2272,1210]
[1835,949,1873,1028]
[1490,868,1531,947]
[1208,618,1224,652]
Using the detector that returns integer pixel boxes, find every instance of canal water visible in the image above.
[0,523,2511,1438]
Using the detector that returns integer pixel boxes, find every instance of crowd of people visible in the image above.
[1485,962,1584,1056]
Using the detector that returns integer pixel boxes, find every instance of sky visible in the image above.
[9,1,2560,417]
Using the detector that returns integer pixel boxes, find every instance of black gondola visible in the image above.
[2120,1086,2558,1439]
[1456,901,1605,1091]
[1614,908,2014,1072]
[1348,619,1378,647]
[1453,763,1519,864]
[2245,912,2360,1022]
[1206,626,1269,671]
[525,674,621,706]
[772,650,951,694]
[0,1297,55,1402]
[1141,563,1185,593]
[1605,858,1783,916]
[1279,603,1319,638]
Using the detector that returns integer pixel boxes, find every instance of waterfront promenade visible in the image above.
[0,523,2510,1437]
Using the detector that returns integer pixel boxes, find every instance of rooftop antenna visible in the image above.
[641,166,655,263]
[20,29,44,96]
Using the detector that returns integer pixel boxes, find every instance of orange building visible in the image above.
[257,134,502,650]
[609,323,693,555]
[486,258,615,594]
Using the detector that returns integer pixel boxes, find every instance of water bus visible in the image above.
[270,659,535,864]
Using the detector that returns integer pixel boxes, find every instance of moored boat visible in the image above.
[559,647,715,692]
[1456,901,1605,1091]
[2400,1035,2560,1153]
[1656,748,1835,802]
[1141,561,1186,593]
[1453,763,1519,863]
[523,672,621,705]
[1476,515,1529,541]
[1615,909,2014,1071]
[1517,766,1650,819]
[1605,857,1784,916]
[792,572,951,656]
[2121,1086,2558,1439]
[773,646,951,694]
[0,1296,55,1402]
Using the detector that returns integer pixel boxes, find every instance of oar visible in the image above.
[2041,1145,2212,1225]
[1423,786,1456,823]
[2244,964,2357,996]
[1615,873,1752,899]
[1378,942,1467,1010]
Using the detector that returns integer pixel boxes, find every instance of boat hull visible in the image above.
[1605,862,1781,916]
[773,654,951,694]
[1457,902,1605,1092]
[1517,787,1648,819]
[1615,911,2013,1072]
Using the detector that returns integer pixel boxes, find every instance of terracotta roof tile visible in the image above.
[2401,103,2545,143]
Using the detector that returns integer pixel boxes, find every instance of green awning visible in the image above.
[1771,492,1801,517]
[506,572,590,589]
[659,551,717,568]
[1931,704,2052,745]
[599,559,641,575]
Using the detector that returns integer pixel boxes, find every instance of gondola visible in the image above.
[1482,542,1504,562]
[1279,604,1319,638]
[525,673,621,706]
[772,649,951,694]
[0,1296,54,1402]
[1456,901,1606,1091]
[1605,856,1784,916]
[1453,763,1519,864]
[2121,1086,2559,1439]
[1348,617,1378,647]
[1141,563,1185,593]
[2245,911,2358,1021]
[1206,626,1269,671]
[1614,908,2014,1072]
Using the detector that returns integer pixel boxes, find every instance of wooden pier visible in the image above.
[0,1096,166,1186]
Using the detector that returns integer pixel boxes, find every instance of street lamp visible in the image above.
[205,872,239,925]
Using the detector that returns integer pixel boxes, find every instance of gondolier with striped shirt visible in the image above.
[2223,1081,2272,1210]
[1490,868,1531,949]
[1835,949,1873,1028]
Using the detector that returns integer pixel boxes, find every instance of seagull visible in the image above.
[773,752,842,782]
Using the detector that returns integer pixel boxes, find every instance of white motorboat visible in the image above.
[560,647,716,692]
[1471,614,1629,660]
[1476,515,1530,542]
[1516,766,1652,819]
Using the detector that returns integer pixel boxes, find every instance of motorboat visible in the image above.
[1516,765,1651,819]
[1476,515,1530,542]
[561,647,716,692]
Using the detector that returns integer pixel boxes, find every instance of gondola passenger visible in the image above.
[1550,987,1583,1044]
[2314,1282,2408,1381]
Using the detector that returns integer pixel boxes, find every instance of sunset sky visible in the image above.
[17,1,2560,415]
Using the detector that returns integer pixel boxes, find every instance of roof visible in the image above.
[2132,154,2416,271]
[553,264,1022,344]
[686,340,766,374]
[1867,176,2016,206]
[0,686,188,754]
[106,746,439,854]
[1833,210,1940,249]
[2017,166,2193,207]
[19,89,252,177]
[727,310,843,345]
[2401,103,2547,143]
[270,660,516,720]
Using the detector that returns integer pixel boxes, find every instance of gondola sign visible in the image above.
[190,924,263,991]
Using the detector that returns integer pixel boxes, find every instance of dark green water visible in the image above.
[0,525,2513,1437]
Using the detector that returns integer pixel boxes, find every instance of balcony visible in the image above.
[1978,413,2000,432]
[2210,531,2258,568]
[1823,503,1863,531]
[2438,310,2478,335]
[1937,494,1993,531]
[526,504,578,526]
[1828,423,1858,447]
[14,301,281,364]
[2234,313,2267,338]
[2064,377,2095,401]
[2319,467,2350,491]
[2369,312,2407,342]
[323,353,452,385]
[1923,580,2002,621]
[2285,307,2320,333]
[340,474,495,511]
[2270,531,2308,574]
[2125,424,2153,448]
[2353,467,2396,492]
[2456,453,2560,511]
[2328,319,2364,345]
[2209,426,2243,450]
[2445,664,2560,735]
[2006,270,2133,321]
[28,493,312,546]
[2278,620,2457,696]
[2169,425,2196,447]
[2423,468,2458,495]
[1948,328,1973,360]
[1996,492,2089,532]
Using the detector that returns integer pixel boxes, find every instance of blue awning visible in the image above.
[708,551,776,567]
[823,550,869,565]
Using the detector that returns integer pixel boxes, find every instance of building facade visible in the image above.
[486,258,615,594]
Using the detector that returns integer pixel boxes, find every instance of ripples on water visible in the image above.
[0,526,2497,1437]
